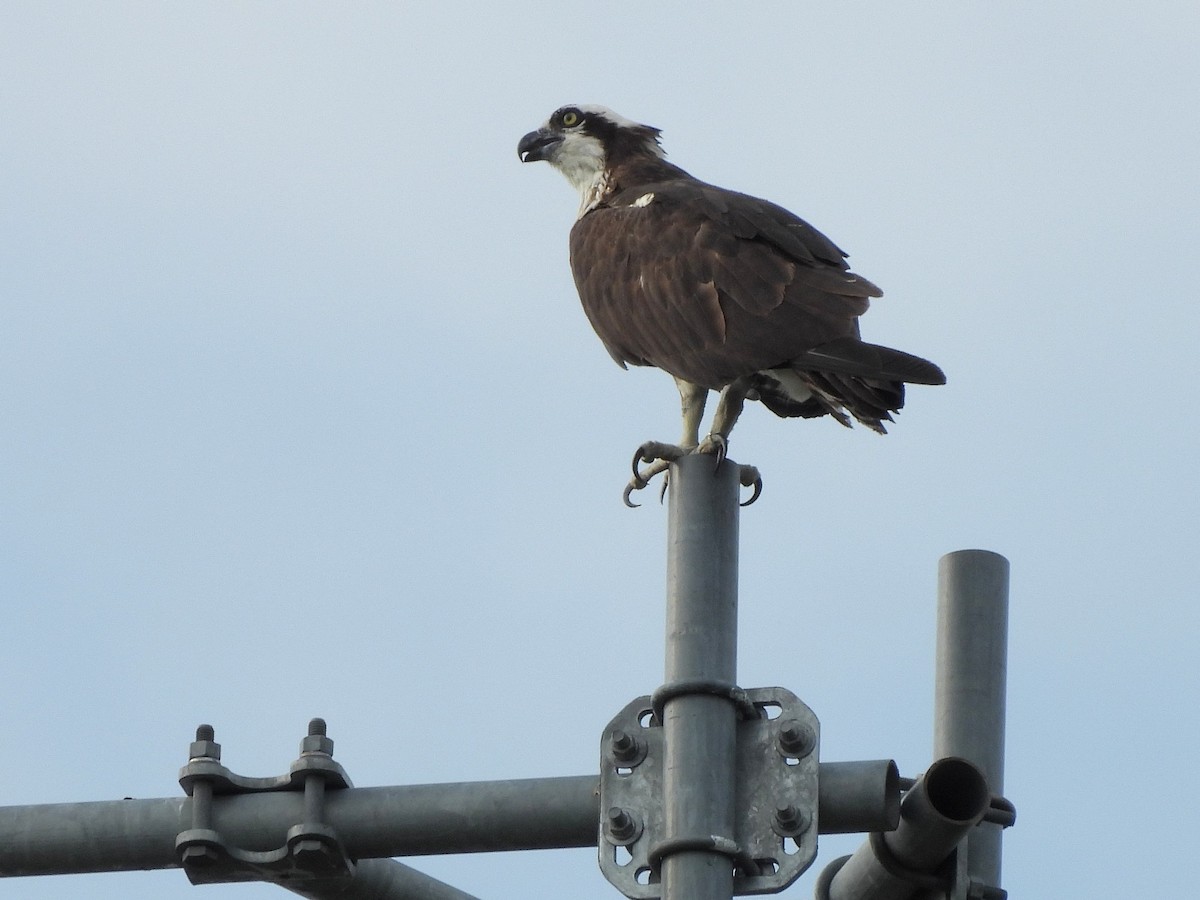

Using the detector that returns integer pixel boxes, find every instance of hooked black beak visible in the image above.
[518,128,562,163]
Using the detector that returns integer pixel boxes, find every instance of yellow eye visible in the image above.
[561,110,580,127]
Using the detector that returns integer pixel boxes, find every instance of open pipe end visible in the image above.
[922,756,991,825]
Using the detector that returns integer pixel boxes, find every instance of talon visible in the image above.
[738,465,763,506]
[629,446,652,488]
[623,442,686,508]
[694,433,728,467]
[623,462,669,507]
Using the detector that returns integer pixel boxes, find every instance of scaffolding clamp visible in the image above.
[174,719,355,886]
[599,686,820,898]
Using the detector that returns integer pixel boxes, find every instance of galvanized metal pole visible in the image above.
[281,858,482,900]
[0,776,600,877]
[660,455,741,900]
[934,549,1010,889]
[0,764,896,881]
[822,756,991,900]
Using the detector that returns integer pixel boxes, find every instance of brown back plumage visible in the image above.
[569,163,944,432]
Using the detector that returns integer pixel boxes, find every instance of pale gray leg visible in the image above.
[695,376,752,460]
[675,377,708,449]
[624,378,761,507]
[625,379,708,506]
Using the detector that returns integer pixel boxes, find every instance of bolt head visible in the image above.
[291,837,344,875]
[180,844,221,867]
[292,838,330,859]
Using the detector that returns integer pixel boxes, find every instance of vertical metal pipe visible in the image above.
[660,455,740,900]
[934,549,1010,889]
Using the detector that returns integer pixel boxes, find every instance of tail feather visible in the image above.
[805,371,901,434]
[794,337,946,386]
[750,337,943,433]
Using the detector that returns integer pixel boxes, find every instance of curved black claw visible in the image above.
[622,482,641,508]
[695,433,728,470]
[625,441,688,508]
[623,476,670,508]
[624,459,672,507]
[624,440,759,508]
[738,465,763,507]
[630,441,688,482]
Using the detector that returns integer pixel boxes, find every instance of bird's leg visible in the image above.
[676,377,708,450]
[625,380,709,506]
[624,378,764,506]
[695,377,751,463]
[696,377,763,506]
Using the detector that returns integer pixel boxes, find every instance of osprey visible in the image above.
[519,105,944,504]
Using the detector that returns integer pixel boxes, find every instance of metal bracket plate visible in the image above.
[599,687,819,897]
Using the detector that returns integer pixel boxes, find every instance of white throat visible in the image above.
[574,169,611,218]
[548,132,611,218]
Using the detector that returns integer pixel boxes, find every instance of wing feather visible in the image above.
[569,176,938,394]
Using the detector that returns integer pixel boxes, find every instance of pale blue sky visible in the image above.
[2,2,1198,897]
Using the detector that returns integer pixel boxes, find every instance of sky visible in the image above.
[2,2,1198,897]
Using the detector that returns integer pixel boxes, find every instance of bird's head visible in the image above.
[519,105,665,205]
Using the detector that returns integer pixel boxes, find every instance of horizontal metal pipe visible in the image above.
[824,757,989,900]
[0,776,599,877]
[0,760,901,879]
[817,760,900,835]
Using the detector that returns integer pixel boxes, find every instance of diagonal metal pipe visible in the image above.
[820,756,990,900]
[279,858,481,900]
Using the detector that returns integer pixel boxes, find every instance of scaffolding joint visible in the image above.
[174,719,355,886]
[598,687,820,898]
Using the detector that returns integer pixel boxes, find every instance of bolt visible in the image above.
[773,803,809,835]
[606,806,639,843]
[610,729,641,763]
[189,724,221,761]
[777,720,814,758]
[300,718,334,756]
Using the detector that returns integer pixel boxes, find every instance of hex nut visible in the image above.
[188,739,221,761]
[180,844,221,867]
[777,720,815,758]
[300,734,334,756]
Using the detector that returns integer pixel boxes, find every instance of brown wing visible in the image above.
[569,179,886,390]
